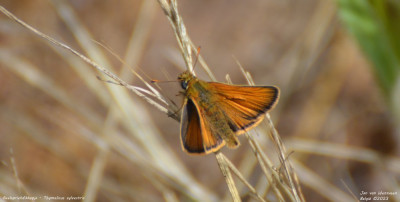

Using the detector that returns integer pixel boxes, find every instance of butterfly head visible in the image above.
[177,70,196,90]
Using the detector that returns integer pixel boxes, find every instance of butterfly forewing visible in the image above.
[180,98,224,154]
[180,99,204,153]
[209,82,279,134]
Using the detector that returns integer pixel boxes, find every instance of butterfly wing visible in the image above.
[209,82,279,134]
[180,98,224,154]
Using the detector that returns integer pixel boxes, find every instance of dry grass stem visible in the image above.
[0,4,217,201]
[157,0,193,72]
[0,5,171,116]
[157,0,216,81]
[0,2,300,200]
[1,1,396,201]
[155,0,305,201]
[240,64,304,201]
[265,114,304,202]
[292,160,354,201]
[83,147,109,202]
[118,0,158,80]
[220,154,266,202]
[215,152,241,202]
[9,149,25,195]
[243,132,288,201]
[287,138,400,173]
[157,1,300,200]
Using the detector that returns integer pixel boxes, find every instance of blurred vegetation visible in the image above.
[1,0,400,201]
[338,0,400,112]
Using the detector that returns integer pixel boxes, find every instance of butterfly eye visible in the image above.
[181,80,188,89]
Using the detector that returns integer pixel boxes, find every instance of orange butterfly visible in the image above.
[178,71,279,155]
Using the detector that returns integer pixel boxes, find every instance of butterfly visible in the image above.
[178,70,279,155]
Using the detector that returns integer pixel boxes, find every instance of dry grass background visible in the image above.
[0,0,399,201]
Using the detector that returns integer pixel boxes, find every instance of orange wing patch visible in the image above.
[180,99,224,154]
[180,99,204,153]
[197,106,225,153]
[209,82,279,134]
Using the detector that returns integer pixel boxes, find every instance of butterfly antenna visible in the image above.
[150,79,178,84]
[192,46,201,73]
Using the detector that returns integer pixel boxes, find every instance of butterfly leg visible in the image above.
[168,95,186,119]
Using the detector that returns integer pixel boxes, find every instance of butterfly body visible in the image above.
[178,71,279,155]
[185,78,239,147]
